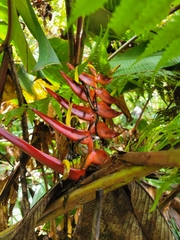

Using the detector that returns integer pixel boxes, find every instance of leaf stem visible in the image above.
[108,35,138,61]
[65,0,75,65]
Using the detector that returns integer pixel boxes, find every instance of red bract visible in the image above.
[94,74,112,85]
[60,71,95,102]
[31,108,94,152]
[67,62,112,86]
[79,72,96,87]
[46,87,120,120]
[0,127,85,181]
[97,101,122,119]
[0,64,124,181]
[95,88,119,106]
[46,88,95,122]
[83,149,108,169]
[90,122,121,139]
[88,64,112,85]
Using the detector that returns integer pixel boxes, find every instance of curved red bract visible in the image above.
[0,64,124,179]
[0,127,85,181]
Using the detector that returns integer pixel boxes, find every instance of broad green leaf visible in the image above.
[0,6,8,22]
[48,38,68,69]
[0,2,36,72]
[88,8,116,37]
[17,64,34,95]
[69,0,108,26]
[110,42,180,76]
[0,0,7,7]
[42,65,63,87]
[109,0,172,37]
[14,0,60,71]
[0,22,7,40]
[171,0,180,6]
[11,3,36,72]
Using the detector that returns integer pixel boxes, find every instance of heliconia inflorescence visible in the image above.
[0,64,125,181]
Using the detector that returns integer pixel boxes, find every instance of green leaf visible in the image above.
[49,38,68,69]
[155,39,180,72]
[0,106,26,126]
[14,0,60,71]
[109,0,172,37]
[0,2,36,72]
[135,14,180,73]
[88,8,117,37]
[0,0,7,7]
[139,14,180,60]
[31,183,47,207]
[30,97,50,115]
[104,0,120,12]
[110,42,180,76]
[11,3,36,72]
[69,0,108,26]
[0,5,8,23]
[0,22,7,40]
[88,28,111,75]
[17,64,34,95]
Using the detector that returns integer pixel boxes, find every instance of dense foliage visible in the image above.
[0,0,180,239]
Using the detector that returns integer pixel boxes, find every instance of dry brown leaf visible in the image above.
[0,178,9,231]
[10,183,61,240]
[129,182,175,240]
[116,94,132,121]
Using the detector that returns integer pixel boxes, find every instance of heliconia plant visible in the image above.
[0,64,128,181]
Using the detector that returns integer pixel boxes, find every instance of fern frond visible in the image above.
[155,38,180,72]
[139,14,180,59]
[104,0,120,12]
[131,0,172,35]
[69,0,107,26]
[88,28,111,75]
[109,0,172,37]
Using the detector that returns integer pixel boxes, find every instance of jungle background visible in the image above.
[1,0,180,239]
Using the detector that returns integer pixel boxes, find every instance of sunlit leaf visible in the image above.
[69,0,108,26]
[11,2,36,72]
[109,0,172,36]
[14,0,60,71]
